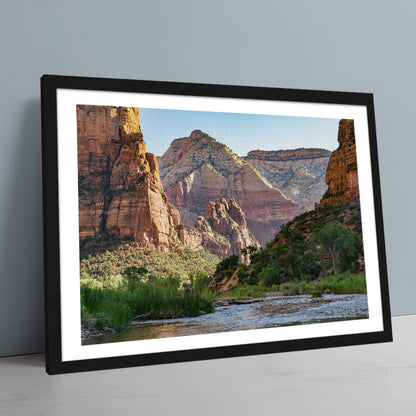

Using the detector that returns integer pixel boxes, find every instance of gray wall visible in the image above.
[0,0,413,357]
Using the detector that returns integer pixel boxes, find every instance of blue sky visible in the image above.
[138,108,340,157]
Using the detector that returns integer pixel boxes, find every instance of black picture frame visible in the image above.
[41,74,392,375]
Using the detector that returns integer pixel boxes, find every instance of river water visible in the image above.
[83,294,368,345]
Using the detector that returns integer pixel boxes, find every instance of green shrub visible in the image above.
[298,273,367,295]
[105,274,123,290]
[258,264,283,287]
[94,319,106,331]
[236,264,249,283]
[215,255,239,275]
[227,284,279,298]
[107,301,135,330]
[122,266,149,291]
[80,243,219,285]
[80,279,103,290]
[280,282,300,296]
[80,271,214,330]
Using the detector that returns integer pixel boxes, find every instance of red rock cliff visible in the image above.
[77,105,181,251]
[185,198,260,262]
[318,119,360,207]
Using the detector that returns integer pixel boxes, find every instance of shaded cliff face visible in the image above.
[245,149,331,211]
[158,130,301,246]
[77,105,181,251]
[185,198,260,262]
[319,119,359,207]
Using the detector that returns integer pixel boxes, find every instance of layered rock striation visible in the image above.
[185,198,260,262]
[158,130,301,246]
[245,148,331,211]
[77,105,182,251]
[318,119,360,207]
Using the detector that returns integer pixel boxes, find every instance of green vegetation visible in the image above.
[312,223,362,274]
[82,272,214,331]
[279,273,366,296]
[80,241,219,286]
[269,203,363,239]
[224,284,280,298]
[214,254,239,282]
[80,238,219,333]
[212,204,365,298]
[301,273,367,295]
[280,281,300,296]
[218,273,366,299]
[232,232,323,288]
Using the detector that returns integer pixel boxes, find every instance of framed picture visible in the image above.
[41,75,392,374]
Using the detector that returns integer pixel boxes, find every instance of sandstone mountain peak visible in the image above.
[77,105,183,251]
[158,132,301,245]
[189,129,206,139]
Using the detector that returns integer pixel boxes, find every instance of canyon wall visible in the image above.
[77,105,182,251]
[158,130,301,246]
[245,148,331,211]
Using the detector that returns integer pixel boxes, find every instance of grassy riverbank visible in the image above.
[81,271,366,334]
[223,273,366,299]
[294,273,366,295]
[81,274,214,331]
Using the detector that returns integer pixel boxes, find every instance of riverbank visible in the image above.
[81,323,116,340]
[82,293,369,345]
[214,294,333,315]
[82,293,310,341]
[220,273,367,298]
[81,273,367,342]
[81,274,214,333]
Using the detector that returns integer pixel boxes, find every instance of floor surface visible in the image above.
[1,315,415,416]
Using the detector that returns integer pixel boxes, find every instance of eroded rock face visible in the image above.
[158,131,301,246]
[318,119,360,207]
[185,198,260,262]
[245,149,331,211]
[77,105,181,251]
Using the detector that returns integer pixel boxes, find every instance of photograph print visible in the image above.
[41,76,391,373]
[79,107,367,345]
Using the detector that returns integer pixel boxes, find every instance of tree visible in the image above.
[279,226,305,245]
[122,266,149,291]
[241,245,258,262]
[258,264,284,287]
[214,254,239,282]
[236,263,249,283]
[299,252,321,281]
[270,241,318,281]
[312,223,362,274]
